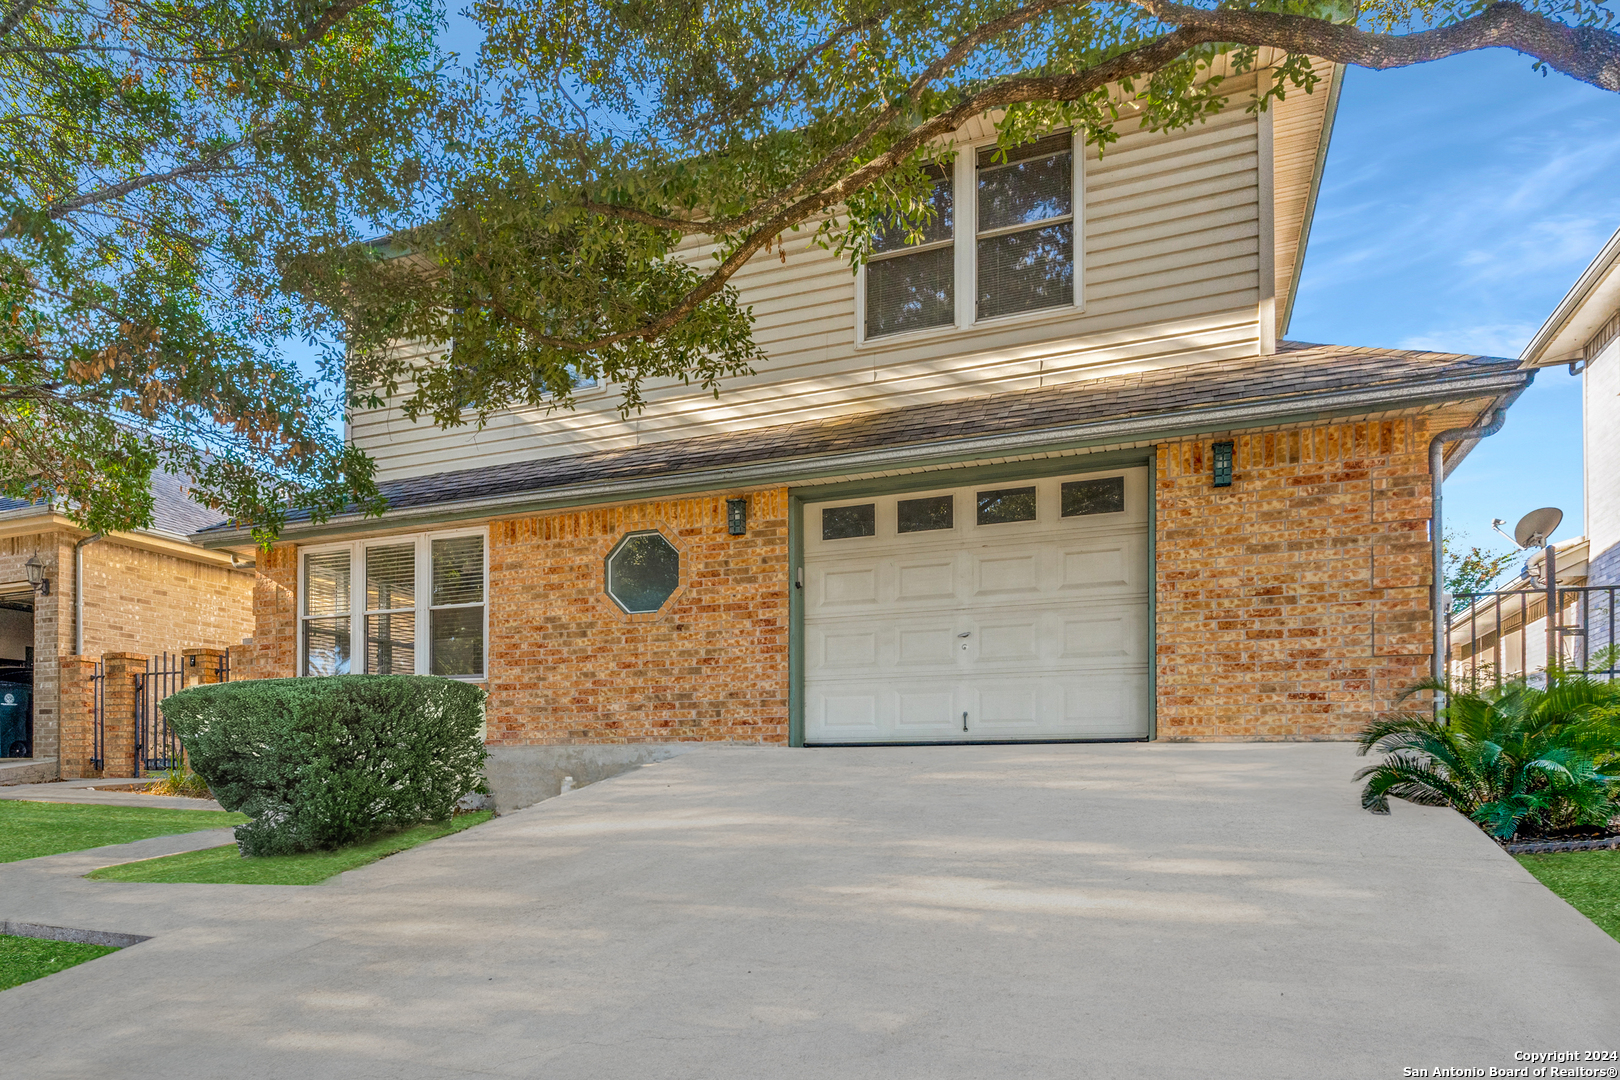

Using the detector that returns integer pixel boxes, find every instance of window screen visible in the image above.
[977,134,1075,320]
[865,166,955,338]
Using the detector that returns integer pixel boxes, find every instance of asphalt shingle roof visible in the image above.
[1,470,227,537]
[196,341,1530,536]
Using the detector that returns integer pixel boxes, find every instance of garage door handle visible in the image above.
[962,711,968,732]
[957,632,971,638]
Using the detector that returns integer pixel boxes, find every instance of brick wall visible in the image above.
[1154,413,1469,739]
[247,545,298,678]
[80,540,254,658]
[486,489,790,744]
[0,532,66,761]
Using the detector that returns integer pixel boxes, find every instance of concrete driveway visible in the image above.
[1,743,1617,1078]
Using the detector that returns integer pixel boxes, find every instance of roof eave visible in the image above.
[1279,63,1345,339]
[192,366,1532,549]
[1521,227,1620,368]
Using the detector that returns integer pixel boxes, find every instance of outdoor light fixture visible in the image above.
[24,554,49,596]
[1211,441,1234,488]
[726,498,747,536]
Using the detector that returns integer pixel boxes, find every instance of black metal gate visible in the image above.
[135,652,186,774]
[1447,585,1619,691]
[89,659,104,770]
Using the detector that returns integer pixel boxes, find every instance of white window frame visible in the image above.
[297,526,490,681]
[854,129,1086,347]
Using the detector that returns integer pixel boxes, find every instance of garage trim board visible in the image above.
[793,460,1153,746]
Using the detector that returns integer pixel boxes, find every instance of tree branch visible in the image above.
[0,0,37,39]
[1134,0,1620,93]
[40,128,268,220]
[520,27,1217,353]
[524,0,1620,353]
[282,0,375,49]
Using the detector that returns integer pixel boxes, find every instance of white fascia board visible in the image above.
[1521,227,1620,368]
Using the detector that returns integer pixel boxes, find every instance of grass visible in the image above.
[87,811,493,886]
[1516,849,1620,942]
[0,934,120,992]
[0,800,247,863]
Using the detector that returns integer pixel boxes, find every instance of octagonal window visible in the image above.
[605,531,680,613]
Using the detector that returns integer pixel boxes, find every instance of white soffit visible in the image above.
[1521,227,1620,368]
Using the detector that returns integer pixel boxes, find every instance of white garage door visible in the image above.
[803,466,1151,744]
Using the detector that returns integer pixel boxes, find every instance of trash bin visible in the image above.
[0,681,32,758]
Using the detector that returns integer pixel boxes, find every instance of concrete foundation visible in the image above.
[483,743,703,812]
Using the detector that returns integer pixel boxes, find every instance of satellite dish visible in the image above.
[1513,507,1563,549]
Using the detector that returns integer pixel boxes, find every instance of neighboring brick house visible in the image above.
[194,61,1535,801]
[0,471,255,782]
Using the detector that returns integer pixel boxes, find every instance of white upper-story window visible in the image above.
[300,528,487,680]
[864,163,956,340]
[862,130,1079,342]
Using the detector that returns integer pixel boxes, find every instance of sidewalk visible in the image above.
[0,778,223,811]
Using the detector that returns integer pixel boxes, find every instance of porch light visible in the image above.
[726,498,747,536]
[24,554,49,596]
[1212,441,1234,488]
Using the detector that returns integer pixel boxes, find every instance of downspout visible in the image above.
[1428,409,1507,685]
[73,533,103,656]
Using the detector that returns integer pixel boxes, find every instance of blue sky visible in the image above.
[1289,51,1620,556]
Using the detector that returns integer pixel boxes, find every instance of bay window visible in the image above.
[300,529,486,679]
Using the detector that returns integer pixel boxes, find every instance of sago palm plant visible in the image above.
[1355,672,1620,840]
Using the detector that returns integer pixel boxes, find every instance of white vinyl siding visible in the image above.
[299,529,488,679]
[350,71,1318,481]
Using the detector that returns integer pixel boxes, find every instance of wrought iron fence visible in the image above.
[135,652,187,774]
[89,659,104,770]
[1447,584,1619,691]
[90,650,229,776]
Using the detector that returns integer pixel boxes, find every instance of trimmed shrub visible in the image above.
[160,675,487,857]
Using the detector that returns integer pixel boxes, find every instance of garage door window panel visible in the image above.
[897,495,954,533]
[976,487,1037,525]
[1061,477,1125,517]
[823,504,876,540]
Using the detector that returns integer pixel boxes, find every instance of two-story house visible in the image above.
[1519,225,1620,658]
[196,59,1535,805]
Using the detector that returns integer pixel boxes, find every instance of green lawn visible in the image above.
[1516,849,1620,942]
[0,934,120,992]
[0,801,247,863]
[87,811,493,886]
